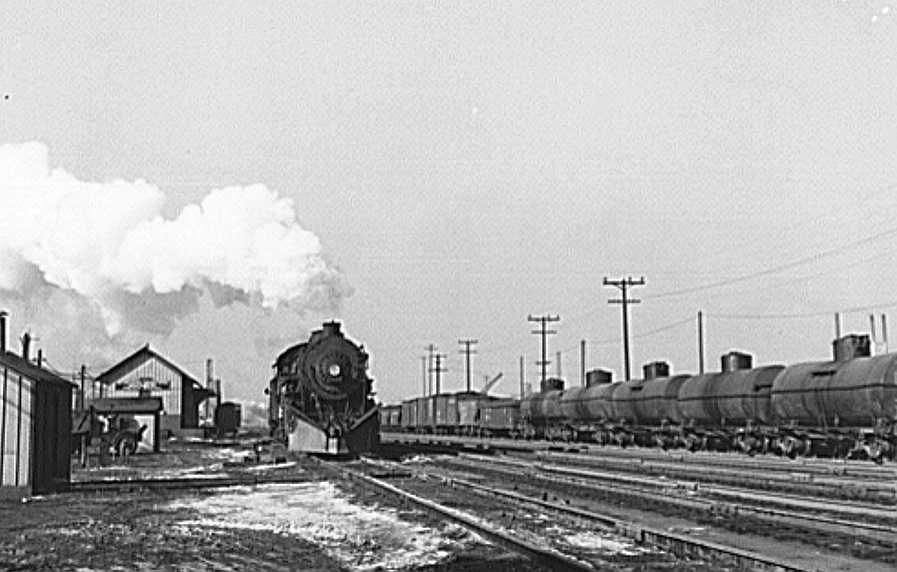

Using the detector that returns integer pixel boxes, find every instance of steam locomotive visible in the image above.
[268,321,379,454]
[383,334,896,462]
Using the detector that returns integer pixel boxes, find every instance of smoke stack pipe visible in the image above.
[21,332,30,362]
[0,311,6,353]
[834,313,841,339]
[37,348,42,368]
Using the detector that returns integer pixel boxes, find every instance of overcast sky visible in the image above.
[2,2,896,404]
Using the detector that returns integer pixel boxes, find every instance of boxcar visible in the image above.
[400,400,418,432]
[479,398,520,437]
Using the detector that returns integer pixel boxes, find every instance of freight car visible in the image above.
[386,334,895,462]
[214,401,242,437]
[267,321,379,455]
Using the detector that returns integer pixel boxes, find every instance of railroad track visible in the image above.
[445,453,897,547]
[381,432,895,479]
[537,450,897,503]
[68,473,312,493]
[337,457,809,571]
[381,433,897,502]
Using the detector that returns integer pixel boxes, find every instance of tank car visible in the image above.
[770,335,896,461]
[520,378,568,439]
[268,321,379,455]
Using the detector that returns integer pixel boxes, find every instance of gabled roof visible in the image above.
[96,344,204,389]
[0,351,77,388]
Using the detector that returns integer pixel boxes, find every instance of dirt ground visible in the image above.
[2,441,526,571]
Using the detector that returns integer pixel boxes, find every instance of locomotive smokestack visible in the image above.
[0,310,6,354]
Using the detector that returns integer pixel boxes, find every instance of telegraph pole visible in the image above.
[519,355,525,398]
[425,343,437,395]
[603,276,645,381]
[420,356,427,396]
[697,310,705,374]
[580,339,586,387]
[80,364,86,409]
[528,314,560,387]
[458,339,478,393]
[431,353,447,395]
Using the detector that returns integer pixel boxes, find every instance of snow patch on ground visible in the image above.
[244,461,297,472]
[561,530,645,555]
[168,482,484,570]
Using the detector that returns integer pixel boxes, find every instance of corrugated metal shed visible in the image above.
[1,350,75,498]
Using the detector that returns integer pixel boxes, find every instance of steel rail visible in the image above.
[68,473,311,493]
[380,432,894,477]
[314,459,596,571]
[535,450,897,503]
[433,472,808,572]
[452,454,897,545]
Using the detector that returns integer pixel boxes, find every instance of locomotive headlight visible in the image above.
[328,363,341,377]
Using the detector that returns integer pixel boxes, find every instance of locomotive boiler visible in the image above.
[268,321,379,454]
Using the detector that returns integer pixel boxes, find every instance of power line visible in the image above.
[590,316,695,346]
[645,222,897,301]
[709,300,897,320]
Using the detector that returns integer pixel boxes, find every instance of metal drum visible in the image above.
[677,373,725,425]
[632,375,690,425]
[771,354,897,426]
[715,365,782,425]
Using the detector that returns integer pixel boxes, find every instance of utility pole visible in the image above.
[528,314,560,387]
[580,340,586,387]
[420,356,427,396]
[519,355,525,398]
[431,353,446,395]
[604,276,645,381]
[425,344,437,395]
[697,310,705,374]
[458,339,478,393]
[556,351,562,378]
[79,364,86,409]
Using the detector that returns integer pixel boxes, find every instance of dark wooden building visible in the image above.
[1,330,75,498]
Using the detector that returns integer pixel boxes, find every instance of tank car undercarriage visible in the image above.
[518,420,895,462]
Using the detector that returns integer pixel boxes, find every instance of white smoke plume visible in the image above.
[0,141,350,366]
